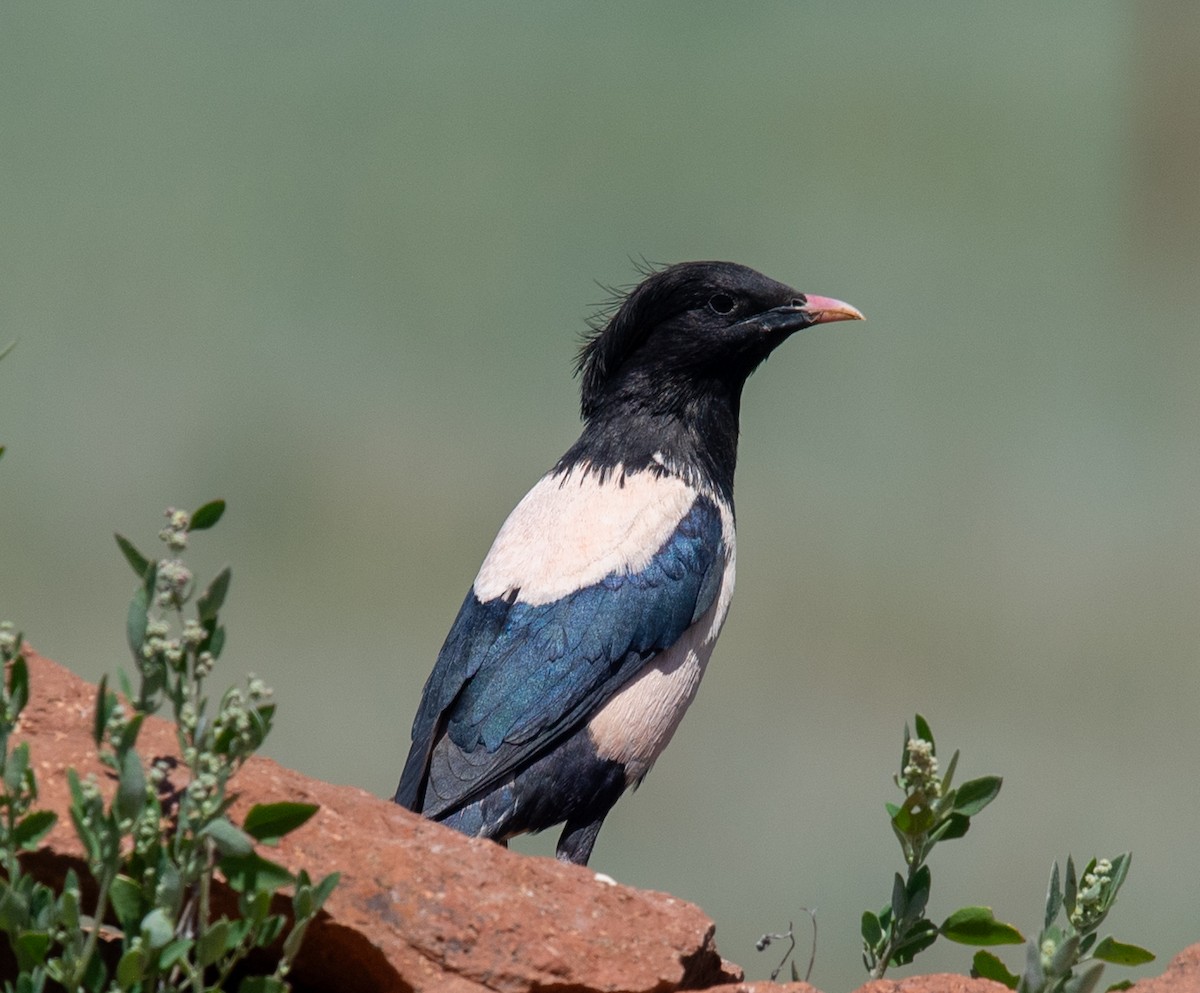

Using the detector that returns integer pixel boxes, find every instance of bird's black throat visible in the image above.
[554,383,742,505]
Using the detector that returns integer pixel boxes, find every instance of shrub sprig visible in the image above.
[0,502,337,992]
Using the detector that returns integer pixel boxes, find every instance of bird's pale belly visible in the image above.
[586,605,721,786]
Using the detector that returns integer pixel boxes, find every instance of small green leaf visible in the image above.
[115,746,146,823]
[13,930,52,971]
[114,533,151,579]
[294,883,314,920]
[188,499,226,531]
[200,816,254,857]
[159,937,193,970]
[1106,853,1132,902]
[255,912,286,947]
[117,667,135,704]
[4,742,29,794]
[9,655,29,716]
[196,918,231,966]
[311,871,339,910]
[1051,933,1082,976]
[914,714,934,749]
[126,576,153,657]
[67,789,102,863]
[0,881,30,931]
[929,811,970,843]
[116,946,146,987]
[208,618,226,657]
[861,910,883,946]
[1021,938,1045,991]
[28,885,56,927]
[941,748,960,792]
[1093,937,1155,966]
[894,793,936,835]
[904,864,931,924]
[117,712,145,756]
[141,907,174,949]
[66,766,84,806]
[940,906,1024,946]
[1065,856,1079,919]
[108,874,144,930]
[14,810,57,850]
[1045,860,1063,930]
[902,791,936,829]
[1106,982,1136,991]
[973,949,1020,989]
[246,702,275,747]
[220,852,294,895]
[92,676,112,747]
[241,887,271,925]
[156,853,183,916]
[243,802,319,845]
[197,566,232,623]
[1064,959,1105,993]
[282,913,315,962]
[953,775,1002,816]
[890,872,907,922]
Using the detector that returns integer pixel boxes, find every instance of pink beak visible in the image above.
[798,294,865,325]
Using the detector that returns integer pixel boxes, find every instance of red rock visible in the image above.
[1124,944,1200,993]
[704,982,822,993]
[852,976,1008,993]
[10,652,738,992]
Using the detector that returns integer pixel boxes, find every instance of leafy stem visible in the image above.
[973,854,1154,993]
[862,715,1016,979]
[0,501,338,992]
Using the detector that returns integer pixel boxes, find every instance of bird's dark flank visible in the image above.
[395,261,862,865]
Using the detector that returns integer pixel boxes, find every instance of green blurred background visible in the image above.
[3,3,1197,989]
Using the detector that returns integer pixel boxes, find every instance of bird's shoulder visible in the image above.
[474,459,732,607]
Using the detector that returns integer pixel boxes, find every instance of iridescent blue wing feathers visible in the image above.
[395,494,725,816]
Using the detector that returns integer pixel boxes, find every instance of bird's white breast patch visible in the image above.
[586,504,736,785]
[473,463,704,607]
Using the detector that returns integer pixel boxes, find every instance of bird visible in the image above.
[394,260,863,866]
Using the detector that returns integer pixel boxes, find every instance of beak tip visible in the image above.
[803,294,865,326]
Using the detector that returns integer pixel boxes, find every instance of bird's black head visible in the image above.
[562,260,862,497]
[577,261,863,420]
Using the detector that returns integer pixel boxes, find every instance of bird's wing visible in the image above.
[395,482,727,816]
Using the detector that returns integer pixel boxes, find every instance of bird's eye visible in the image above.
[708,293,735,315]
